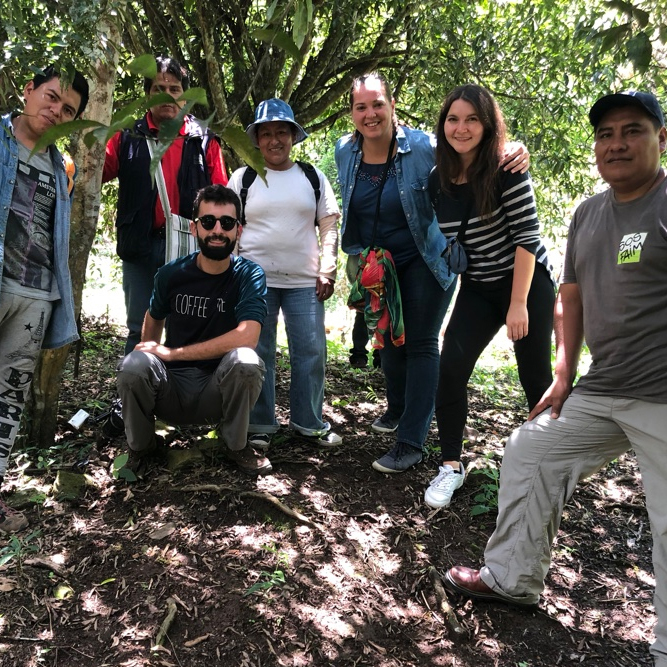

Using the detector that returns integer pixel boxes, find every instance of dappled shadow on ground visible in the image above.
[0,317,655,667]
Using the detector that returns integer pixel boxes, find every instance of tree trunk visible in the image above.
[27,23,120,449]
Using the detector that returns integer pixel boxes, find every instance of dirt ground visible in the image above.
[0,316,656,667]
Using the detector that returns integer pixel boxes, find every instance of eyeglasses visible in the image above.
[195,215,238,231]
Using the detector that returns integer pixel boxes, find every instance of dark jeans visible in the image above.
[351,310,370,357]
[379,256,456,449]
[435,263,555,461]
[121,236,165,355]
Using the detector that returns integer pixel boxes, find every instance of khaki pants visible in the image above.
[117,348,264,453]
[480,392,667,666]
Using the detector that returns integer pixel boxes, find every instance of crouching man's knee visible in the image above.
[117,351,167,393]
[215,347,265,387]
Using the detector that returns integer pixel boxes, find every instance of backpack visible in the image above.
[239,161,321,226]
[63,153,76,195]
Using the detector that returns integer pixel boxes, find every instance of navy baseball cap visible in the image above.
[589,91,665,129]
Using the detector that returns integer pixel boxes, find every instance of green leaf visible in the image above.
[118,468,137,482]
[293,0,310,48]
[470,505,490,516]
[252,28,303,62]
[660,24,667,45]
[595,23,631,53]
[220,125,268,185]
[243,581,272,596]
[53,584,74,599]
[266,0,280,23]
[604,0,649,27]
[179,87,209,106]
[626,31,652,71]
[0,553,15,567]
[127,55,157,79]
[31,119,104,155]
[95,578,116,586]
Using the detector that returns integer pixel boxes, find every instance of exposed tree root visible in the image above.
[177,485,325,531]
[154,597,177,648]
[428,566,467,636]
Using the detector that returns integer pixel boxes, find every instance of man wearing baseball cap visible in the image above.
[444,91,667,667]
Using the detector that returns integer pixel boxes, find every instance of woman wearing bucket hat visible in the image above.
[228,98,342,449]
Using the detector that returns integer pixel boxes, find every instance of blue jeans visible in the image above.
[122,236,165,355]
[379,256,455,449]
[250,286,328,436]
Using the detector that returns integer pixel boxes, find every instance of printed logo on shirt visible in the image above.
[618,232,647,264]
[175,294,211,317]
[174,294,228,317]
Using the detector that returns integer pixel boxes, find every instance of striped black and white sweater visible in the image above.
[428,167,552,283]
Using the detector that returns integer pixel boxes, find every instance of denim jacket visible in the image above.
[0,113,78,348]
[335,124,453,290]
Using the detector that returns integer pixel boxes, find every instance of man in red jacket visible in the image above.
[103,55,228,354]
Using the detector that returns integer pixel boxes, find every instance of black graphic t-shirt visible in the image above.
[150,253,267,371]
[2,144,58,299]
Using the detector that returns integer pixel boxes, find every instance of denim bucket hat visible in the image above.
[245,98,308,147]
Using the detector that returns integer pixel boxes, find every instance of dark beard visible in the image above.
[197,235,236,260]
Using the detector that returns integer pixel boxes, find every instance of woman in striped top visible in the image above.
[424,84,556,510]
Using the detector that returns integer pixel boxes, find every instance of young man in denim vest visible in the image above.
[0,65,89,534]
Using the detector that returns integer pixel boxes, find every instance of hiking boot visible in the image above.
[424,463,466,508]
[371,414,399,434]
[372,442,422,473]
[222,443,272,475]
[0,498,28,534]
[248,433,272,450]
[123,435,167,476]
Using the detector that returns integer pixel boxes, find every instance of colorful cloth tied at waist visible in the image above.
[348,247,405,349]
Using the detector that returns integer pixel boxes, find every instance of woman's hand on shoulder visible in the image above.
[501,142,530,174]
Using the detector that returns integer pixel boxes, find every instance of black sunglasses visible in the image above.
[195,215,238,231]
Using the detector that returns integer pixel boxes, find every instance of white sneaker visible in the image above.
[248,433,272,450]
[313,431,343,447]
[424,463,465,508]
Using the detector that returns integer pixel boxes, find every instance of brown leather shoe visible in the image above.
[0,498,28,534]
[222,444,273,476]
[444,566,537,608]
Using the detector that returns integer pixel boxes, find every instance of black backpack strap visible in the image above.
[240,166,258,226]
[296,160,321,225]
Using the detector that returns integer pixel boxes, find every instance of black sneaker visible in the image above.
[372,442,423,473]
[349,354,368,369]
[371,414,399,434]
